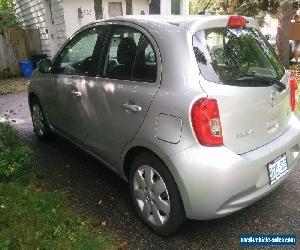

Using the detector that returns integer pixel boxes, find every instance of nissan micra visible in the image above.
[29,15,300,235]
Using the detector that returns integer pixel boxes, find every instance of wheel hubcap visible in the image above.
[32,104,44,136]
[133,165,170,226]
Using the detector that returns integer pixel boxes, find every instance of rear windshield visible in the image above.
[193,28,285,86]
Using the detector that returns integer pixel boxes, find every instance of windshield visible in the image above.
[193,27,285,86]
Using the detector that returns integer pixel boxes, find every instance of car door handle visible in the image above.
[122,103,142,112]
[71,90,82,98]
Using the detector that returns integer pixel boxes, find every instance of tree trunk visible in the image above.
[277,0,294,68]
[94,0,103,20]
[227,0,238,14]
[126,0,133,15]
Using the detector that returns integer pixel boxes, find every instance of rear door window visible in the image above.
[103,25,157,82]
[193,27,285,86]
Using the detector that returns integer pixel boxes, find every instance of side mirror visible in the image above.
[38,59,51,73]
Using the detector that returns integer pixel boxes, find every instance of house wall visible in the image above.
[101,0,188,17]
[14,0,190,57]
[13,0,67,57]
[132,0,149,15]
[180,0,189,15]
[102,0,126,19]
[161,0,171,15]
[63,0,96,38]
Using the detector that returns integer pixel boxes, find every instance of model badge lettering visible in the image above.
[270,92,280,107]
[237,130,253,138]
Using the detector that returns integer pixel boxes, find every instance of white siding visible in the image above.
[51,0,67,48]
[13,0,67,57]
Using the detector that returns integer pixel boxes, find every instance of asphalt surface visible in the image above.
[1,91,299,250]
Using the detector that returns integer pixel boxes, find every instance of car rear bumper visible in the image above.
[164,114,300,220]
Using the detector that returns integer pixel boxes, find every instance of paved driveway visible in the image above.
[1,91,299,249]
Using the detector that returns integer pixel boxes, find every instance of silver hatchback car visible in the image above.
[29,15,300,235]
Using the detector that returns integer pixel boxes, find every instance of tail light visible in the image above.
[227,16,246,28]
[289,75,297,112]
[191,98,223,146]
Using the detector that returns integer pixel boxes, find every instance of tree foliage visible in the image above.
[189,0,290,25]
[0,0,19,28]
[190,0,282,14]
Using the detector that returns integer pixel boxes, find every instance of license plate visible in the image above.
[267,153,288,185]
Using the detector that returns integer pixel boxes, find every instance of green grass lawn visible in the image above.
[0,123,115,249]
[0,78,29,95]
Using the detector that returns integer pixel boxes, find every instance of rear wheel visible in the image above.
[30,98,53,140]
[129,152,185,236]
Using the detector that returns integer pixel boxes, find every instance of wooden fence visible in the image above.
[0,28,42,78]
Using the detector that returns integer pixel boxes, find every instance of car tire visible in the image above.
[129,152,185,236]
[30,97,53,141]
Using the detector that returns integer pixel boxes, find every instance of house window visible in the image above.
[149,0,160,14]
[171,0,180,15]
[108,2,123,17]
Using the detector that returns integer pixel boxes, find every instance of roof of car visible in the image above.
[97,15,258,33]
[101,15,221,29]
[105,15,212,26]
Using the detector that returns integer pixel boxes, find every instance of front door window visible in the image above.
[52,27,104,76]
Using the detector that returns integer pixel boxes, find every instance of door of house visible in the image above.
[108,2,123,17]
[149,0,161,14]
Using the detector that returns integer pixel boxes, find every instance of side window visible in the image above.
[103,25,157,82]
[54,27,102,75]
[132,36,157,82]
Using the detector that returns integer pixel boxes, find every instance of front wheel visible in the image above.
[30,98,53,140]
[129,152,185,236]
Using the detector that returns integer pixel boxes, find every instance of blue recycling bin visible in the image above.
[19,60,33,77]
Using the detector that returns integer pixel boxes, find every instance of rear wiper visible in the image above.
[236,76,286,92]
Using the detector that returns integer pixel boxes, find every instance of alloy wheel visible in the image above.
[32,104,45,137]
